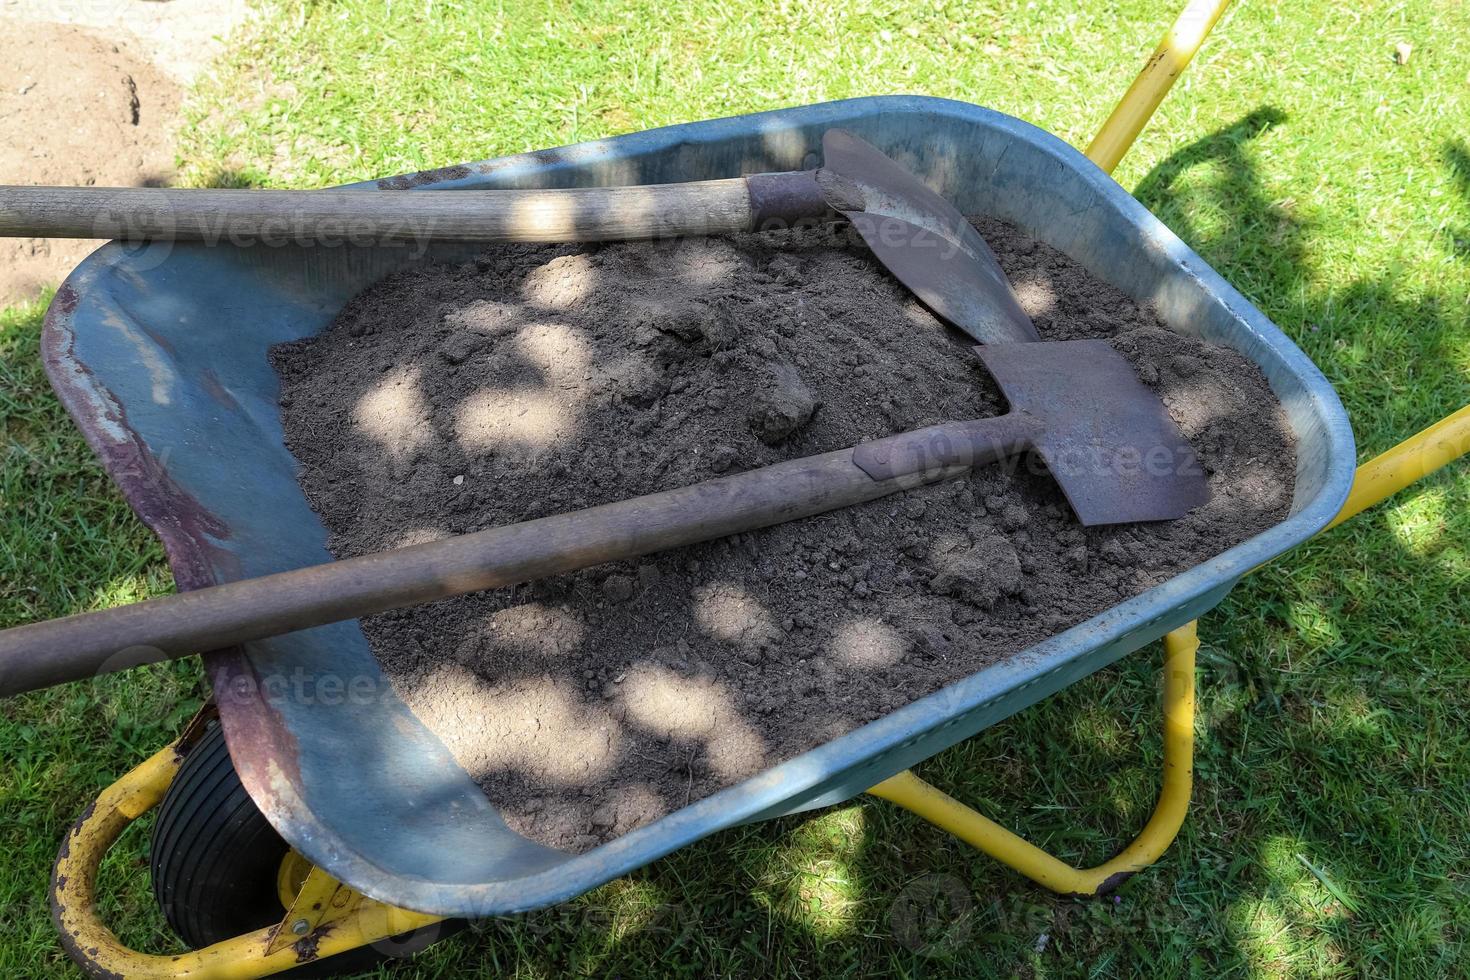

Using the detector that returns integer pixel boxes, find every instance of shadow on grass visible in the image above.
[1442,140,1470,262]
[1138,111,1469,455]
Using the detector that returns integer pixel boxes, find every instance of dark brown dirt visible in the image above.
[271,219,1295,852]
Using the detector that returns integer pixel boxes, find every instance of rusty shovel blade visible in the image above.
[976,339,1210,525]
[819,129,1041,345]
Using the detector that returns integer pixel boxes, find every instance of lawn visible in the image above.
[3,0,1468,975]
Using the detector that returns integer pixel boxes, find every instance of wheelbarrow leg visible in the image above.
[866,623,1197,897]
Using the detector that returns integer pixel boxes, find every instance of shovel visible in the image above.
[0,129,1039,344]
[0,335,1206,697]
[0,133,1208,696]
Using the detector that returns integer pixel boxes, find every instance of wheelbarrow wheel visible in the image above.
[150,721,445,975]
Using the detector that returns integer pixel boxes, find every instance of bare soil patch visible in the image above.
[1,1,250,304]
[0,23,178,304]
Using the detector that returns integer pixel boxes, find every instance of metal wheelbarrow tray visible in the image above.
[42,96,1355,918]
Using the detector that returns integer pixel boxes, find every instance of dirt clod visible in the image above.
[272,219,1296,853]
[927,525,1023,608]
[749,362,821,444]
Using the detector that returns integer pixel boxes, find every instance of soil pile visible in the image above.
[272,219,1295,851]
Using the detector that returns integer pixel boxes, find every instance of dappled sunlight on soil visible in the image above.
[270,219,1295,853]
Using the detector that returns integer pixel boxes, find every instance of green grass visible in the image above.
[0,298,207,973]
[4,0,1470,975]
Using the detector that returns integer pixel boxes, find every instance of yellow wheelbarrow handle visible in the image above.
[1085,0,1233,175]
[1329,404,1470,529]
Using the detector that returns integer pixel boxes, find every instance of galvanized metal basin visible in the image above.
[42,96,1355,917]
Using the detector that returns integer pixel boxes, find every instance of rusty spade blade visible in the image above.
[975,340,1210,524]
[817,129,1041,345]
[816,134,1206,522]
[853,338,1211,526]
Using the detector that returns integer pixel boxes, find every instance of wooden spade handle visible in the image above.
[0,171,833,244]
[0,414,1035,697]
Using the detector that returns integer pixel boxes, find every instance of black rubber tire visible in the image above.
[149,722,448,975]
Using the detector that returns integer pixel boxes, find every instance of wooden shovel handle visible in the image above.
[0,413,1035,698]
[0,171,833,244]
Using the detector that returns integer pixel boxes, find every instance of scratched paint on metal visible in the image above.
[41,96,1355,917]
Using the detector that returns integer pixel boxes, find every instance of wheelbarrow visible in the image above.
[33,2,1468,976]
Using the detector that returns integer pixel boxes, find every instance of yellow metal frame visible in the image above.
[869,624,1197,895]
[1329,404,1470,530]
[44,0,1470,973]
[50,731,443,979]
[1084,0,1233,175]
